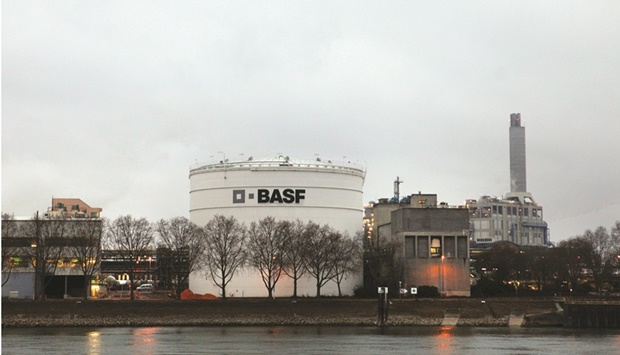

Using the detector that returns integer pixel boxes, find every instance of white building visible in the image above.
[188,155,365,297]
[467,193,548,246]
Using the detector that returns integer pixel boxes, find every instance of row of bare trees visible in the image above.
[201,215,361,299]
[104,214,362,300]
[471,221,620,296]
[2,213,361,301]
[557,221,620,294]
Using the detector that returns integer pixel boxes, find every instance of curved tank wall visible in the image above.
[188,156,365,298]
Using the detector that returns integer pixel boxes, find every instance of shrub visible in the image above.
[416,285,440,298]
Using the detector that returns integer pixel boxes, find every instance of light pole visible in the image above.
[441,255,445,295]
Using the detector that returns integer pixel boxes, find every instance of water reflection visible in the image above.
[434,326,454,350]
[87,331,101,355]
[3,326,620,355]
[131,327,159,354]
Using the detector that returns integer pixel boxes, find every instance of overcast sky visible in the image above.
[2,1,619,242]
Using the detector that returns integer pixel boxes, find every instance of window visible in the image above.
[417,237,429,258]
[457,236,468,258]
[444,237,455,258]
[430,237,441,258]
[72,204,80,211]
[405,236,415,258]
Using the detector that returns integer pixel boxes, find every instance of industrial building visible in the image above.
[1,198,104,299]
[364,188,471,297]
[468,113,549,246]
[188,155,366,297]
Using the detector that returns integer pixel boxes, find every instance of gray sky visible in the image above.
[2,1,619,242]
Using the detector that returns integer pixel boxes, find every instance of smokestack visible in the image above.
[509,113,527,192]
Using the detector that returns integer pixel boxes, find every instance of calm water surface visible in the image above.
[3,326,619,354]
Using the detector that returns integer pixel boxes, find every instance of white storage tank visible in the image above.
[188,155,365,297]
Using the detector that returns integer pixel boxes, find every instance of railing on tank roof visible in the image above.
[190,157,366,176]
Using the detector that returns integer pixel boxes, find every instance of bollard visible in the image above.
[377,287,389,327]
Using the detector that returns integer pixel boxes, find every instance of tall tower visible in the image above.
[509,113,527,192]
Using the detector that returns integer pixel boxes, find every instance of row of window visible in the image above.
[7,257,95,268]
[404,235,468,259]
[469,206,542,218]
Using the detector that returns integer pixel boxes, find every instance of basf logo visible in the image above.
[233,189,306,204]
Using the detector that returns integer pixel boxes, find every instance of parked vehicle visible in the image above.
[136,284,154,292]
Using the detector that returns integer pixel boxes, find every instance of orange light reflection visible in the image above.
[435,325,454,349]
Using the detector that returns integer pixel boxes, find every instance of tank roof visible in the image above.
[190,154,366,178]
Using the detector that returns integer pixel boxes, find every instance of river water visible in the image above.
[2,326,619,354]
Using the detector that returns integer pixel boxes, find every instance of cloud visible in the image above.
[3,1,619,241]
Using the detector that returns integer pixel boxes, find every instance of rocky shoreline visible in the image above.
[1,298,562,328]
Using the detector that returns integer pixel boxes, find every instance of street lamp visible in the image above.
[441,255,445,295]
[148,256,152,282]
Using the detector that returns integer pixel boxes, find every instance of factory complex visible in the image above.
[2,114,548,300]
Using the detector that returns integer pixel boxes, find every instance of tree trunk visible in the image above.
[84,275,90,300]
[316,282,321,298]
[292,279,298,298]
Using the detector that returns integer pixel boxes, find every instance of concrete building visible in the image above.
[188,155,365,297]
[468,113,549,246]
[364,192,471,297]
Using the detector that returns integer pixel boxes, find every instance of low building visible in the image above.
[365,192,471,297]
[1,198,103,299]
[100,250,157,286]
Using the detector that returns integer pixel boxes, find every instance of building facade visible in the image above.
[188,155,365,297]
[364,193,471,297]
[467,194,548,245]
[46,198,103,219]
[2,199,103,299]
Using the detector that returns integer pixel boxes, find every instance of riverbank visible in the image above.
[2,297,566,328]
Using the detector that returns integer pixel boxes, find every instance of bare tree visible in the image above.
[611,220,620,259]
[202,215,246,299]
[20,212,68,300]
[331,232,362,297]
[247,217,289,299]
[104,215,154,301]
[362,236,403,295]
[67,218,103,300]
[581,224,620,293]
[303,222,340,297]
[1,213,19,287]
[156,217,205,298]
[557,236,591,292]
[281,219,307,297]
